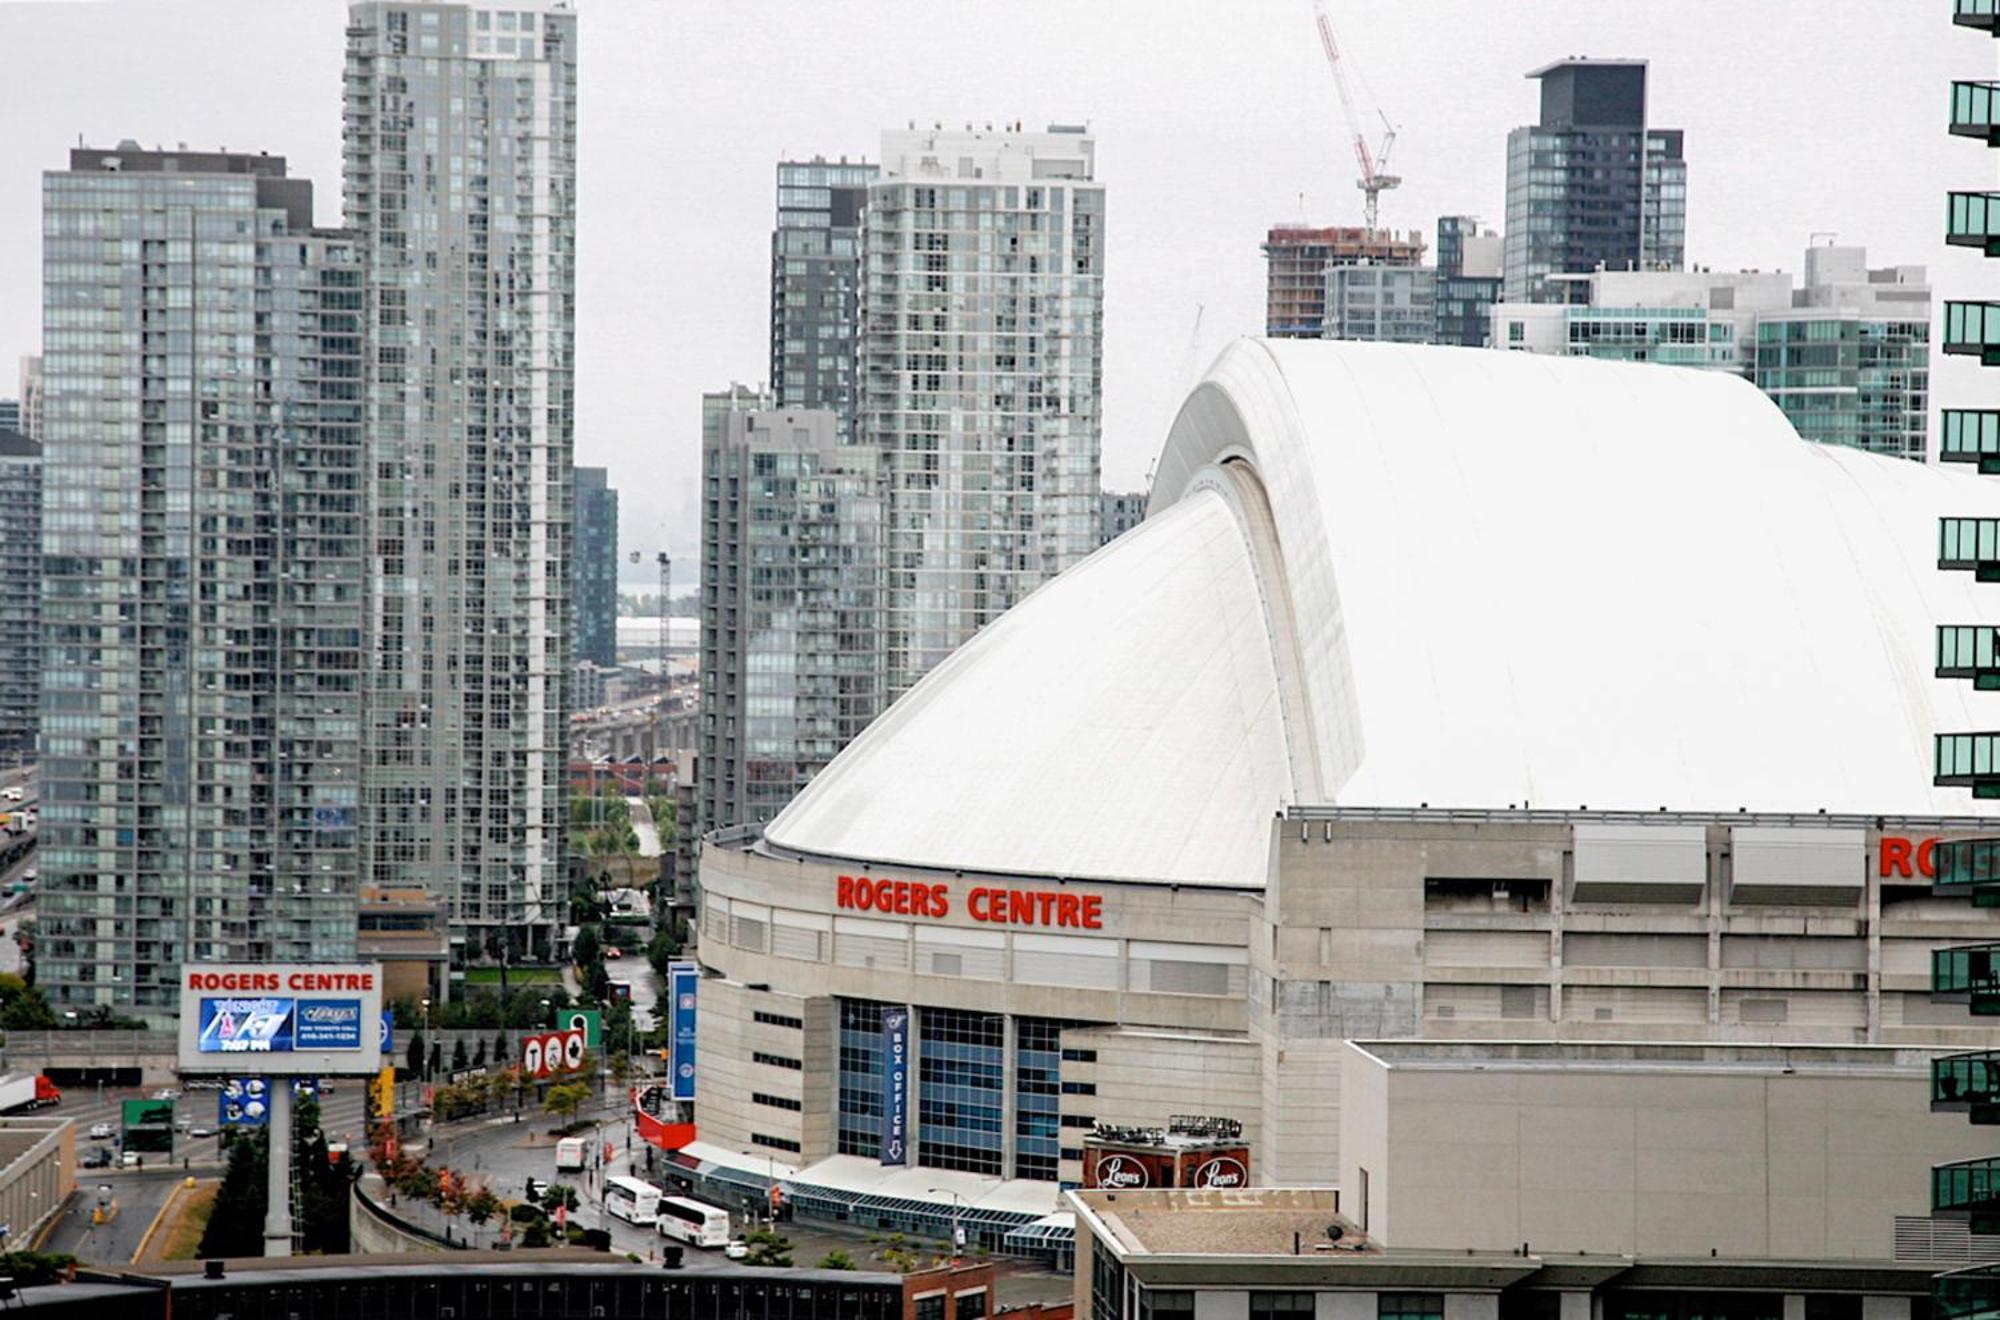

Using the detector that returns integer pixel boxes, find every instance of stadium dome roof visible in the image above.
[762,338,2000,890]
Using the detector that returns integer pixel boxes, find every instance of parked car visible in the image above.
[151,1089,178,1101]
[189,1126,214,1139]
[724,1240,750,1261]
[80,1148,111,1169]
[174,1116,192,1132]
[604,946,623,960]
[120,1150,141,1168]
[87,1123,112,1141]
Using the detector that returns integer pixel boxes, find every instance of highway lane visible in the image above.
[40,1165,183,1263]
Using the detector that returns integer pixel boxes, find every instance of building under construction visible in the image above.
[1262,226,1425,337]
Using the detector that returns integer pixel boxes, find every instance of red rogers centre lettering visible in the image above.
[185,970,376,992]
[836,875,1103,929]
[1880,836,1941,879]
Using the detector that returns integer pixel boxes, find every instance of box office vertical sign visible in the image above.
[880,1006,909,1166]
[668,962,698,1103]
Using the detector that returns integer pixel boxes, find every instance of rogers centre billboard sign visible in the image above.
[836,874,1104,929]
[177,963,386,1077]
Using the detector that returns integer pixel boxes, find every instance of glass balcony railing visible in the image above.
[1951,193,2000,255]
[1937,1157,2000,1231]
[1941,627,2000,689]
[1958,0,2000,35]
[1936,944,2000,1008]
[1936,839,2000,903]
[1939,737,2000,799]
[1933,1050,2000,1120]
[1945,410,2000,473]
[1941,518,2000,579]
[1953,81,2000,142]
[1946,301,2000,365]
[1937,1263,2000,1320]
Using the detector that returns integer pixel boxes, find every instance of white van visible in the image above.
[555,1137,587,1172]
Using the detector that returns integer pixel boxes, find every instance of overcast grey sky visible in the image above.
[0,0,1990,585]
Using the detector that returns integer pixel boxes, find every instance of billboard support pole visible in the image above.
[261,1081,293,1257]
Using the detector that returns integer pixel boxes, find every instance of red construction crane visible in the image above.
[1313,0,1401,230]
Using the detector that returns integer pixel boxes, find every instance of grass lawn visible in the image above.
[155,1180,218,1262]
[463,966,565,986]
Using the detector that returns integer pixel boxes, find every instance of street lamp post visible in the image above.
[926,1187,968,1259]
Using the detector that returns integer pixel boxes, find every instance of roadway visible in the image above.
[380,1096,1072,1302]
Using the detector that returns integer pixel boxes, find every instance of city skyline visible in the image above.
[0,0,1983,585]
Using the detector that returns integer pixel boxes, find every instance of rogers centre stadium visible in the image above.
[672,338,2000,1248]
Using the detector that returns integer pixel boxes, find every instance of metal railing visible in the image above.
[1935,1051,2000,1115]
[1952,194,2000,255]
[1939,1157,2000,1233]
[1954,82,2000,141]
[1958,0,2000,27]
[1937,1262,2000,1320]
[1938,945,2000,1009]
[1948,302,2000,365]
[1946,411,2000,473]
[1939,736,2000,795]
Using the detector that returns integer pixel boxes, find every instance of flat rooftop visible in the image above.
[1070,1189,1373,1259]
[1350,1040,1937,1078]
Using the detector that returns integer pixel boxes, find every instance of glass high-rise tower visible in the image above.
[1503,60,1686,304]
[771,158,877,443]
[37,146,363,1016]
[573,467,617,669]
[699,405,883,831]
[345,1,577,963]
[862,125,1105,698]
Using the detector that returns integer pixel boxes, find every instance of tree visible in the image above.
[473,1037,489,1068]
[428,1041,443,1080]
[815,1250,856,1271]
[544,1081,590,1124]
[645,926,681,981]
[451,1037,469,1073]
[395,1162,440,1204]
[198,1128,268,1258]
[493,1031,510,1063]
[0,976,55,1030]
[465,1187,501,1244]
[744,1228,794,1268]
[406,1028,426,1081]
[572,924,601,970]
[540,1182,581,1215]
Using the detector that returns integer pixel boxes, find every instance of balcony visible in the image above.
[1937,1263,2000,1320]
[1958,0,2000,36]
[1948,302,2000,365]
[1940,736,2000,799]
[1945,410,2000,473]
[1942,518,2000,580]
[1937,944,2000,1008]
[1952,194,2000,256]
[1937,1157,2000,1232]
[1941,626,2000,689]
[1933,1050,2000,1121]
[1938,839,2000,902]
[1954,82,2000,144]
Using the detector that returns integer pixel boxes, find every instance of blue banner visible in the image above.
[218,1077,271,1128]
[881,1006,909,1166]
[380,1010,394,1055]
[295,999,363,1050]
[669,962,698,1103]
